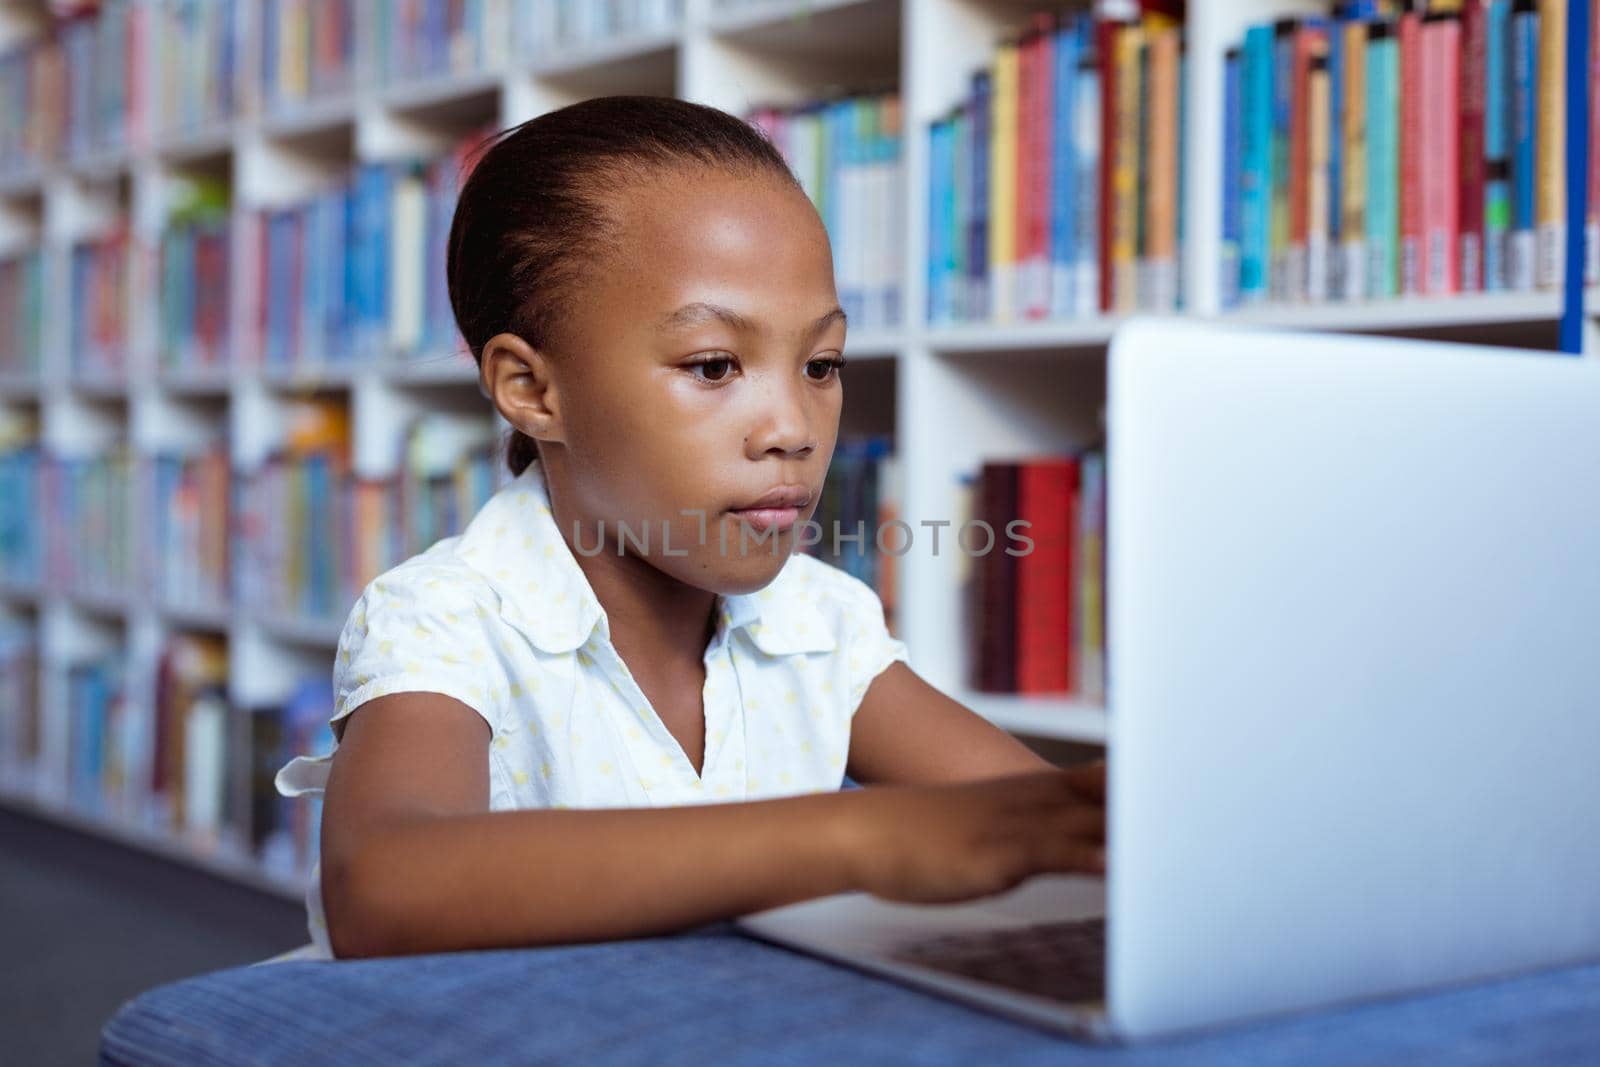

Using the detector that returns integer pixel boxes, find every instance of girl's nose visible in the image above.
[744,377,817,460]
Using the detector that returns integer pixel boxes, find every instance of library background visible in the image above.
[0,0,1594,919]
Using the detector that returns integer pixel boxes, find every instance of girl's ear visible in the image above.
[481,332,565,445]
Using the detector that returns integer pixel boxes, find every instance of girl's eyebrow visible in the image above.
[656,302,848,338]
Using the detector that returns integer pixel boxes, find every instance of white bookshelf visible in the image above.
[1,0,1596,900]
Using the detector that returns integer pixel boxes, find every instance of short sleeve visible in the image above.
[822,567,910,717]
[331,561,512,739]
[275,559,511,799]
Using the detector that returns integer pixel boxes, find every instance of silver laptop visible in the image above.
[734,318,1600,1043]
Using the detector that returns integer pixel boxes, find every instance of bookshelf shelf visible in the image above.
[922,316,1127,354]
[64,589,137,619]
[380,69,506,116]
[529,28,681,81]
[0,579,41,603]
[159,367,235,397]
[155,123,235,165]
[260,97,361,142]
[962,692,1108,745]
[1224,292,1570,334]
[254,611,345,649]
[160,600,233,633]
[3,0,1597,907]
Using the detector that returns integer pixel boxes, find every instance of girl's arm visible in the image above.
[844,661,1061,785]
[320,691,1100,958]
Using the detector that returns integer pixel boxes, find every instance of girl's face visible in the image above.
[539,165,845,596]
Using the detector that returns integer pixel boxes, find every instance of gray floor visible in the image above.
[0,803,309,1067]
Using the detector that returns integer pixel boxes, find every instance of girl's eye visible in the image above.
[688,356,736,383]
[806,355,847,382]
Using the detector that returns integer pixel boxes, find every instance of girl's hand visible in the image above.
[842,763,1106,905]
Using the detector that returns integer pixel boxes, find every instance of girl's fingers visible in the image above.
[1061,760,1106,803]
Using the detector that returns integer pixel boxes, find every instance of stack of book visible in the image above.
[65,649,131,819]
[927,1,1186,325]
[159,175,233,374]
[150,632,229,841]
[248,676,336,881]
[391,412,499,559]
[967,452,1107,702]
[46,446,138,602]
[0,619,40,784]
[235,396,358,624]
[750,92,904,332]
[248,127,491,371]
[260,0,358,117]
[803,434,901,637]
[372,0,513,85]
[1221,0,1598,307]
[0,411,43,588]
[71,224,133,385]
[0,30,67,178]
[0,249,45,379]
[59,0,144,163]
[146,442,231,613]
[153,0,242,137]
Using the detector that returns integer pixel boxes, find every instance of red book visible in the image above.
[1398,10,1423,295]
[1015,458,1080,694]
[1289,23,1326,303]
[1421,13,1461,295]
[1459,1,1487,292]
[1096,13,1122,312]
[975,463,1020,692]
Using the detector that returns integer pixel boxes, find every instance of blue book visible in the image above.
[1222,46,1243,309]
[1484,0,1512,291]
[928,118,950,324]
[1366,20,1399,298]
[969,70,991,321]
[950,108,969,326]
[1241,24,1275,301]
[1508,0,1537,291]
[1051,18,1080,317]
[1072,40,1099,318]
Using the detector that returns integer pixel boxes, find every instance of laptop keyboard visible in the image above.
[886,917,1106,1005]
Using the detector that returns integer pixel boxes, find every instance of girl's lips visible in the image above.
[729,506,802,532]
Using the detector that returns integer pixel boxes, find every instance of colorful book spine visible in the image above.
[1270,20,1296,301]
[989,38,1020,322]
[1144,25,1180,311]
[1109,22,1144,313]
[1221,46,1243,309]
[1307,51,1331,303]
[1485,0,1513,291]
[1509,0,1539,290]
[1532,0,1564,289]
[1340,18,1368,301]
[1050,16,1081,317]
[1398,9,1423,295]
[970,69,992,322]
[1072,44,1100,318]
[1420,13,1461,296]
[1366,20,1399,298]
[1459,1,1488,293]
[1241,25,1275,302]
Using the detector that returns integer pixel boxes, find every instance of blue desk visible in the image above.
[100,920,1600,1065]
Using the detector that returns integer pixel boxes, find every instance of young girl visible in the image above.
[275,95,1105,960]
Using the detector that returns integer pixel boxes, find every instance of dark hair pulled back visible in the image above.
[446,95,800,477]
